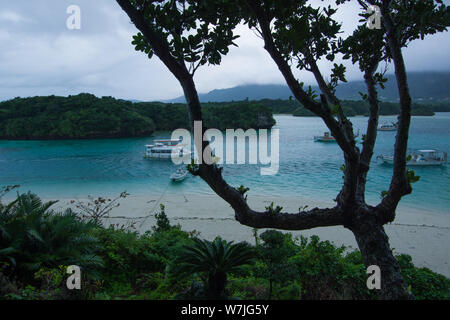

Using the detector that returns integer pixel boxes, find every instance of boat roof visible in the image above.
[417,149,437,153]
[145,144,181,148]
[154,139,181,142]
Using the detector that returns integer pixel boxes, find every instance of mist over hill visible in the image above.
[168,72,450,103]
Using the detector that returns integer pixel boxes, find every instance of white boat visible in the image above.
[314,132,336,142]
[378,122,398,131]
[170,168,188,182]
[378,149,447,166]
[144,139,191,159]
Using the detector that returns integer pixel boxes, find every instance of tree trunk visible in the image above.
[352,220,413,300]
[208,271,227,300]
[268,279,273,300]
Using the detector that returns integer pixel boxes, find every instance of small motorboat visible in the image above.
[378,122,397,131]
[170,168,188,182]
[314,132,336,142]
[378,149,447,166]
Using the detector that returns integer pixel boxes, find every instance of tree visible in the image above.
[175,237,254,299]
[153,204,172,232]
[116,0,449,299]
[73,191,129,225]
[256,230,297,299]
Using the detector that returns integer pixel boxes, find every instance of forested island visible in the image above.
[1,93,448,140]
[0,94,275,140]
[256,98,449,116]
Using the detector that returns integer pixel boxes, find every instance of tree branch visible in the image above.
[360,60,380,169]
[356,59,380,201]
[116,0,190,83]
[235,206,345,230]
[305,53,357,146]
[377,0,412,214]
[117,0,345,232]
[244,0,358,160]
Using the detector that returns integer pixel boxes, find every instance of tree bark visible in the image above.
[268,279,273,300]
[208,271,227,300]
[378,0,413,214]
[349,210,413,300]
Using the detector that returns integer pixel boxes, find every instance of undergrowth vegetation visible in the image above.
[1,190,448,300]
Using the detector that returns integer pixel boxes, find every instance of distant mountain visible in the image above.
[168,72,450,103]
[168,84,291,103]
[336,72,450,101]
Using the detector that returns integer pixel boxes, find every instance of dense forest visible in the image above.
[0,94,275,140]
[256,99,447,117]
[1,93,447,140]
[132,100,276,131]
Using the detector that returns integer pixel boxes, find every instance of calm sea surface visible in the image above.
[1,113,449,214]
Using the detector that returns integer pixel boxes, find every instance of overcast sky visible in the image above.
[0,0,449,102]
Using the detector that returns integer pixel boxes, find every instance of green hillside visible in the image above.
[254,99,441,117]
[0,94,275,140]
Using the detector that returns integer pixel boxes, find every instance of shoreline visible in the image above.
[46,192,450,277]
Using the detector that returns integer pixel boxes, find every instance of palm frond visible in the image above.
[175,237,255,276]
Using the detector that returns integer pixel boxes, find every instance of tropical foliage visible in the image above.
[0,192,449,300]
[0,94,275,139]
[0,94,155,139]
[174,237,254,299]
[132,100,276,130]
[255,230,298,299]
[0,193,103,284]
[1,92,439,141]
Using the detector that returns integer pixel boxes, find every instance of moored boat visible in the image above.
[378,149,447,166]
[144,139,191,159]
[314,132,336,142]
[170,168,188,182]
[378,122,398,131]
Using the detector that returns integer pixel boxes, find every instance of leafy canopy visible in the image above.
[130,0,241,74]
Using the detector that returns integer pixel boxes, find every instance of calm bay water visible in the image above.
[1,113,449,214]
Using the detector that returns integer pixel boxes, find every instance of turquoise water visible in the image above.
[1,114,449,214]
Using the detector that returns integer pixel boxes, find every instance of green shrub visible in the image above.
[397,254,450,300]
[148,225,194,262]
[255,230,298,299]
[153,204,172,233]
[276,280,302,300]
[227,276,268,300]
[290,235,372,300]
[91,217,195,299]
[92,226,165,284]
[0,193,103,284]
[3,191,449,300]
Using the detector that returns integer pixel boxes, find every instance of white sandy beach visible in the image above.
[51,192,450,277]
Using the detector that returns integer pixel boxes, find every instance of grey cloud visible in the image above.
[0,0,448,102]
